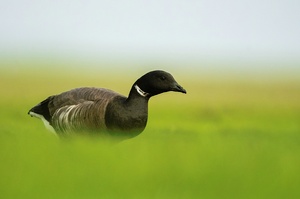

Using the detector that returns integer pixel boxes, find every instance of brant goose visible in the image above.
[28,70,186,139]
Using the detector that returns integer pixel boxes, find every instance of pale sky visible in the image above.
[1,0,299,63]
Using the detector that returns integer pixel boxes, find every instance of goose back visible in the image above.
[48,87,122,134]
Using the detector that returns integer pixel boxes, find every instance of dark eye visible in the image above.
[160,76,166,81]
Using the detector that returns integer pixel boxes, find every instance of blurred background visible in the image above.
[1,0,299,75]
[1,1,300,199]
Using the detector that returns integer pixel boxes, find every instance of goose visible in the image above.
[28,70,186,139]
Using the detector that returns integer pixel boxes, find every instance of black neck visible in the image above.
[126,85,150,105]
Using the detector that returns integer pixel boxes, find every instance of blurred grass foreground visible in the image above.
[0,60,300,199]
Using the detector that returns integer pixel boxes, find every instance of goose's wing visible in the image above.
[28,87,123,129]
[48,87,122,116]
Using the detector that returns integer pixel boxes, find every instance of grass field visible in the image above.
[1,61,300,199]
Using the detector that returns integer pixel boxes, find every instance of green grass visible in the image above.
[0,63,300,199]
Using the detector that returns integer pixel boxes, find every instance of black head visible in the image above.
[134,70,187,97]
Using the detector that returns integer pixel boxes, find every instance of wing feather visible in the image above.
[30,87,124,134]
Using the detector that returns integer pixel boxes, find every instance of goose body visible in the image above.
[28,70,186,139]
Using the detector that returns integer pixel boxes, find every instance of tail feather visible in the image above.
[28,97,52,122]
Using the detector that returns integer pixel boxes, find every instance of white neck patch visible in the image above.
[134,85,149,97]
